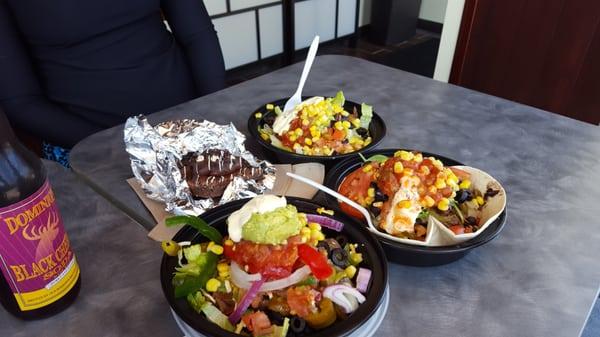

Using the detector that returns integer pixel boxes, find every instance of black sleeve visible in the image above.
[0,1,102,148]
[161,0,226,96]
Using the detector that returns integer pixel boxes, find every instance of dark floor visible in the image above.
[226,29,441,86]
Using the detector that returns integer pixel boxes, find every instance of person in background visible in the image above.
[0,0,226,166]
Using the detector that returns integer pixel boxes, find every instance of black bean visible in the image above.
[356,127,368,137]
[263,114,276,127]
[369,204,381,217]
[455,189,473,203]
[266,310,285,325]
[465,216,478,226]
[484,188,500,199]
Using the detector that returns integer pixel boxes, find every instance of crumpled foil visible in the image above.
[124,115,276,216]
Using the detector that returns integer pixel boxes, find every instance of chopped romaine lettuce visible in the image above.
[183,244,202,262]
[201,302,235,332]
[187,291,207,313]
[359,103,373,128]
[331,91,345,107]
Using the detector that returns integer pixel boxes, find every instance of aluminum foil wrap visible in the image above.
[124,115,276,216]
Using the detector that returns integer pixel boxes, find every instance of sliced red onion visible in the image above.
[306,214,344,232]
[323,284,366,313]
[356,268,372,293]
[228,278,264,324]
[230,262,312,292]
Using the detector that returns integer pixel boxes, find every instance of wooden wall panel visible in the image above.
[450,0,600,124]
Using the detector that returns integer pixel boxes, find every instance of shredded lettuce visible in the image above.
[359,103,373,128]
[173,251,218,298]
[187,291,207,313]
[331,91,345,107]
[183,244,202,262]
[269,135,290,151]
[201,302,235,332]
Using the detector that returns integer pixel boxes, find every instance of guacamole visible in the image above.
[242,205,304,244]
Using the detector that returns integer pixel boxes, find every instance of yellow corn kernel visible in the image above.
[403,168,414,176]
[433,159,444,170]
[224,239,234,246]
[312,231,325,242]
[351,118,361,128]
[341,110,350,117]
[476,196,485,205]
[310,129,321,138]
[217,263,229,273]
[362,164,373,172]
[304,138,313,146]
[420,165,430,175]
[254,112,262,118]
[308,222,321,231]
[323,146,331,154]
[459,179,471,189]
[437,198,450,211]
[302,119,310,126]
[428,185,438,194]
[312,135,321,142]
[396,150,414,161]
[301,227,312,237]
[364,137,372,146]
[344,265,357,279]
[397,200,412,209]
[334,121,344,130]
[266,103,274,110]
[435,179,447,189]
[424,195,435,208]
[333,104,343,113]
[353,139,364,146]
[208,242,224,255]
[309,125,317,132]
[414,153,423,162]
[393,162,404,174]
[367,188,375,198]
[342,120,351,129]
[206,278,221,292]
[260,133,269,141]
[294,128,303,136]
[302,145,311,155]
[289,134,297,142]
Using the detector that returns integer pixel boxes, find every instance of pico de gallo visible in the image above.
[337,151,500,240]
[256,91,374,156]
[162,195,372,336]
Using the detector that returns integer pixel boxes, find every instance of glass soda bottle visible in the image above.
[0,111,81,319]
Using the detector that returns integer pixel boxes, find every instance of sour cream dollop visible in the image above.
[227,195,287,242]
[272,96,324,135]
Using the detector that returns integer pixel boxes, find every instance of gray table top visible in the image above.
[69,55,600,337]
[0,161,180,336]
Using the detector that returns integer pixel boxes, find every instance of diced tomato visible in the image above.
[449,225,465,235]
[242,311,273,337]
[226,240,299,280]
[331,128,345,140]
[450,167,471,181]
[337,165,375,218]
[297,244,333,280]
[287,286,318,318]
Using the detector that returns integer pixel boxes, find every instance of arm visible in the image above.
[161,0,226,96]
[0,1,102,148]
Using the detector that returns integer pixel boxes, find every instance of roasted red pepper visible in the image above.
[297,244,333,280]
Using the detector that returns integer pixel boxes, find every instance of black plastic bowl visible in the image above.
[323,149,507,266]
[160,197,388,337]
[247,97,386,168]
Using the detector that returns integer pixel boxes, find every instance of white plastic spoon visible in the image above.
[285,172,377,232]
[282,35,320,114]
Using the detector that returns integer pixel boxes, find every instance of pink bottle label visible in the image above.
[0,180,79,311]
